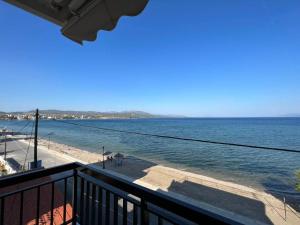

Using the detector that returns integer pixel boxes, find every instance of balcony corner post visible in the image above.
[141,199,149,225]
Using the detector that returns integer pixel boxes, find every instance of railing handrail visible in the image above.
[0,162,80,188]
[0,162,242,224]
[82,164,241,225]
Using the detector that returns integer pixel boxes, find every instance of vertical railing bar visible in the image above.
[113,194,118,225]
[133,204,138,225]
[91,184,96,223]
[0,198,5,225]
[36,186,40,225]
[63,177,68,223]
[85,181,90,225]
[158,216,163,225]
[123,199,127,225]
[79,177,84,224]
[50,182,55,225]
[72,169,78,225]
[19,191,24,225]
[141,199,149,225]
[98,187,103,225]
[105,190,110,225]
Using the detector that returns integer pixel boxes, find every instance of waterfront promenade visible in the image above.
[0,137,71,170]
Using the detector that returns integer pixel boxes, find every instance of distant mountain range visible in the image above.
[281,113,300,117]
[0,110,174,119]
[1,110,300,118]
[38,109,152,115]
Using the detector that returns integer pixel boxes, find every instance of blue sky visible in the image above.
[0,1,300,117]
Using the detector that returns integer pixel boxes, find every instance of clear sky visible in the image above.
[0,1,300,117]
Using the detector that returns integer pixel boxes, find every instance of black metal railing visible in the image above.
[0,162,241,225]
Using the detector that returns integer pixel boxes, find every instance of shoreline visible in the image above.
[19,138,300,225]
[37,137,294,194]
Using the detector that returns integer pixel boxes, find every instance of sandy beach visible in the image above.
[27,138,300,225]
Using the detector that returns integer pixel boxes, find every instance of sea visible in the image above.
[1,118,300,209]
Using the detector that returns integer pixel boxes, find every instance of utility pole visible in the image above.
[4,134,7,161]
[102,146,105,169]
[33,109,39,169]
[48,134,50,150]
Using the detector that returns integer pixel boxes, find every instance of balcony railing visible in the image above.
[0,162,241,225]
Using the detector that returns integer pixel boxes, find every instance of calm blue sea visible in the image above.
[1,118,300,208]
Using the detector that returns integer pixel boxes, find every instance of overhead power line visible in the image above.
[53,119,300,154]
[1,120,32,134]
[16,120,33,133]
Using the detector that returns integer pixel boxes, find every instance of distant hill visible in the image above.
[281,113,300,117]
[1,110,169,119]
[39,110,158,117]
